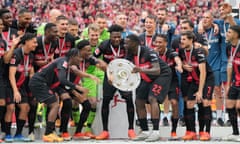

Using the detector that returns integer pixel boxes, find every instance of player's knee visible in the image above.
[187,100,195,108]
[49,101,59,110]
[236,100,240,109]
[22,104,30,113]
[202,99,211,107]
[148,96,158,104]
[135,99,146,109]
[170,99,178,107]
[6,104,15,113]
[226,100,236,109]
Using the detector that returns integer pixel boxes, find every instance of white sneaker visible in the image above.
[233,135,240,142]
[145,130,160,142]
[221,134,239,141]
[0,132,5,140]
[132,131,150,141]
[28,132,35,141]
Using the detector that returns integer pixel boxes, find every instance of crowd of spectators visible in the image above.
[0,0,225,35]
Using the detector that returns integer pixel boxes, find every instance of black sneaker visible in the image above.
[179,117,185,126]
[217,118,224,126]
[163,117,169,126]
[225,120,231,126]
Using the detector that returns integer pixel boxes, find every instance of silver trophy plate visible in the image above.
[107,58,141,91]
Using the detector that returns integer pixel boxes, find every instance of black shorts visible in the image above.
[168,79,179,100]
[181,80,214,101]
[54,87,83,99]
[136,75,171,104]
[53,87,68,96]
[29,76,56,105]
[181,75,192,97]
[228,85,240,100]
[103,74,132,100]
[6,84,30,105]
[0,77,7,99]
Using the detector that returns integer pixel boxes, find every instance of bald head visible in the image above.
[49,9,62,23]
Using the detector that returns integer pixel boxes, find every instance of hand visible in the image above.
[14,91,21,103]
[17,30,24,36]
[161,24,169,34]
[197,20,204,34]
[198,24,204,34]
[182,64,192,72]
[132,67,142,73]
[108,73,113,85]
[194,91,203,103]
[213,23,219,35]
[226,14,235,24]
[11,35,22,49]
[46,57,53,63]
[43,60,49,66]
[75,84,84,93]
[175,64,183,73]
[194,42,202,49]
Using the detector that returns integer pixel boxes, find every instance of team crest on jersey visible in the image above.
[95,48,100,55]
[10,57,16,64]
[55,48,59,54]
[0,48,4,56]
[62,61,68,68]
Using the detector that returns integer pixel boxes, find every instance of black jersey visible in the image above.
[227,44,240,86]
[171,33,208,51]
[9,47,34,88]
[1,28,18,50]
[33,36,58,70]
[67,56,99,86]
[0,38,7,77]
[139,32,155,49]
[179,47,213,84]
[127,46,171,82]
[54,33,75,58]
[11,20,37,34]
[34,56,98,91]
[158,48,178,80]
[94,39,126,63]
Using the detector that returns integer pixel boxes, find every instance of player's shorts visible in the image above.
[136,74,171,104]
[228,85,240,100]
[182,78,214,101]
[6,84,30,105]
[102,73,132,100]
[213,70,221,86]
[0,77,7,99]
[168,79,179,100]
[83,66,104,98]
[29,76,56,105]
